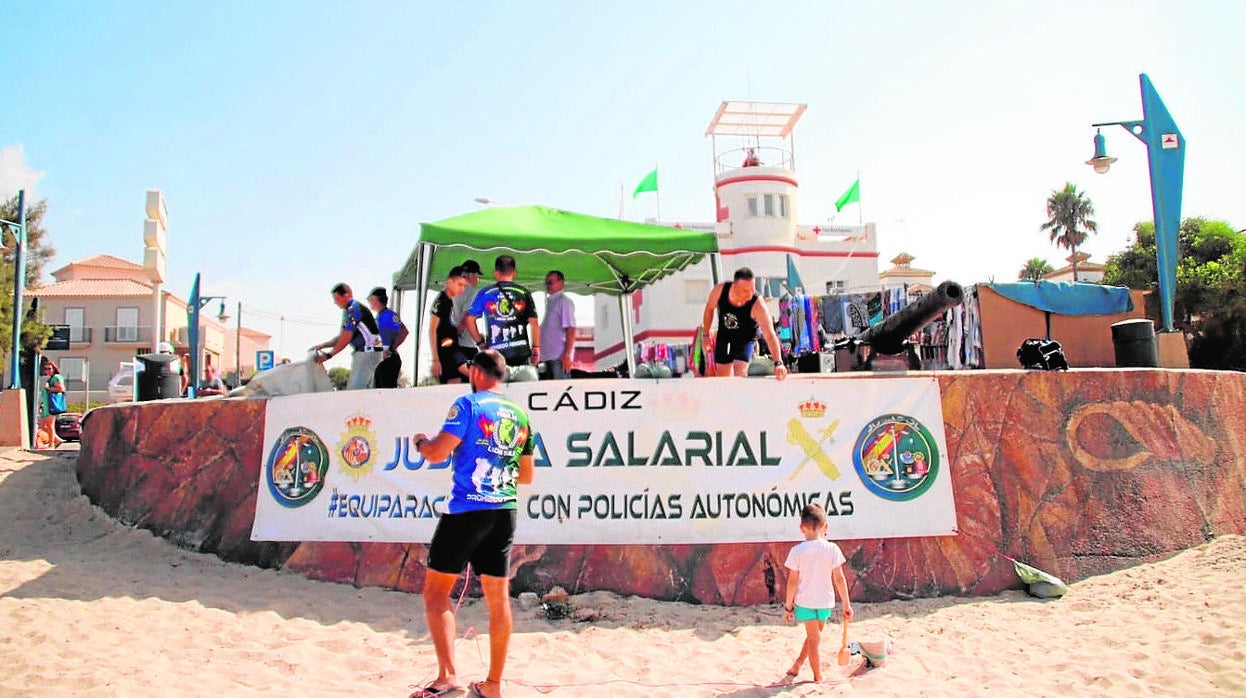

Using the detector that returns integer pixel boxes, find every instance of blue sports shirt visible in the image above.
[439,390,533,514]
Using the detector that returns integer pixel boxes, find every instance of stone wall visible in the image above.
[77,370,1246,604]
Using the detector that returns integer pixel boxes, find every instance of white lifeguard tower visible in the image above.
[592,100,881,368]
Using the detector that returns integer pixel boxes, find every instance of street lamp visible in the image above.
[2,190,27,389]
[1087,73,1184,333]
[186,272,227,397]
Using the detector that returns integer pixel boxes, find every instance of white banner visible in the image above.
[252,377,956,544]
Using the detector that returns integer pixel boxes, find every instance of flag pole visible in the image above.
[618,183,625,220]
[655,163,661,222]
[857,169,863,226]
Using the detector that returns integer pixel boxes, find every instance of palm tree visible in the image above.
[1019,258,1054,281]
[1040,182,1098,281]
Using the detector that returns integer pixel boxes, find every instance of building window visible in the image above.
[747,194,787,218]
[825,280,846,294]
[65,308,86,343]
[116,307,139,342]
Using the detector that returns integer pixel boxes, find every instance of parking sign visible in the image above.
[256,350,275,372]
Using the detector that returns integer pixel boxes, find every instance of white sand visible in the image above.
[1,448,1243,697]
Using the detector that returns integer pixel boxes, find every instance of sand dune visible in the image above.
[1,448,1242,697]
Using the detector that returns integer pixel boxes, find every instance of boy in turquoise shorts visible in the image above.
[782,503,854,683]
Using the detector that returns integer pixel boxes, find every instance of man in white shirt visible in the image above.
[539,270,577,379]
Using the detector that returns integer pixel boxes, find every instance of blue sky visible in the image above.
[3,1,1243,364]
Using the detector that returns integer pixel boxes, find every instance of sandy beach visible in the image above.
[1,447,1242,697]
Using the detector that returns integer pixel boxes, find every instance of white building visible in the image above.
[1044,251,1106,283]
[879,252,936,299]
[593,101,880,366]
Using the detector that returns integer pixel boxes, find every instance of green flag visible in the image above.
[835,178,860,212]
[633,168,658,199]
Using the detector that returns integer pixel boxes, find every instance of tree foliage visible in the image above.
[1019,257,1054,281]
[0,194,55,360]
[1040,182,1097,281]
[328,366,349,390]
[1103,216,1246,370]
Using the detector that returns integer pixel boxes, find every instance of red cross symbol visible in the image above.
[812,226,822,235]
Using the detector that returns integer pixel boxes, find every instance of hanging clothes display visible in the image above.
[820,295,845,335]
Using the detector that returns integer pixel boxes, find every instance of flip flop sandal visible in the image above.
[409,685,463,697]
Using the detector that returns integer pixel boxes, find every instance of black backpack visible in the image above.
[1017,338,1068,371]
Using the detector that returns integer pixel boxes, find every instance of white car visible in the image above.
[107,362,137,403]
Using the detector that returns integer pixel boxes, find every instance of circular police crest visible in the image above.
[266,427,330,508]
[852,414,939,501]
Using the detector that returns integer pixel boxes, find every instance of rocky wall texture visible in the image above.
[76,370,1246,604]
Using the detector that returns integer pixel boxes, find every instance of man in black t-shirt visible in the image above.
[430,266,475,384]
[464,255,540,382]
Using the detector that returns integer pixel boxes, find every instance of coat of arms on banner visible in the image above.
[337,414,378,481]
[266,427,330,508]
[786,397,841,480]
[852,413,941,501]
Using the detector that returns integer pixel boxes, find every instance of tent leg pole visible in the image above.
[413,242,434,386]
[619,293,637,379]
[710,253,721,285]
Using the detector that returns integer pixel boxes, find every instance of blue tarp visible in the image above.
[988,281,1135,316]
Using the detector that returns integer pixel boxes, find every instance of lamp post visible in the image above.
[234,301,242,388]
[1087,73,1185,333]
[186,272,227,397]
[3,190,27,389]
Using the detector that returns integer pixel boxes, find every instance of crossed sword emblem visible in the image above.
[786,418,841,480]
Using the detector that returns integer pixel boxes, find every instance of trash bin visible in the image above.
[1111,319,1159,368]
[135,353,183,400]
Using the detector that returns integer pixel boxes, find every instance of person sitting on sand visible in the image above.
[782,503,853,683]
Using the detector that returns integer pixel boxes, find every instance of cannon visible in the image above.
[834,281,964,370]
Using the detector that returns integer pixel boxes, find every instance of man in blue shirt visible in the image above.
[367,287,409,389]
[464,255,540,383]
[413,350,534,698]
[311,283,383,389]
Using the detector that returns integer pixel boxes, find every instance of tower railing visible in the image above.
[713,146,794,176]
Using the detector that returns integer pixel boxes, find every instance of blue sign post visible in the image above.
[186,273,227,397]
[4,190,26,390]
[256,350,275,372]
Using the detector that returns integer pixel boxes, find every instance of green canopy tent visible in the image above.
[392,205,721,381]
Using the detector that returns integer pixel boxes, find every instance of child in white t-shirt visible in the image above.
[782,503,853,683]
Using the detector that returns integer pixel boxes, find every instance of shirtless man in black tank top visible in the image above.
[700,267,789,379]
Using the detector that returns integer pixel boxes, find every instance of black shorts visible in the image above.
[427,508,517,578]
[374,353,402,389]
[437,346,475,383]
[714,336,756,365]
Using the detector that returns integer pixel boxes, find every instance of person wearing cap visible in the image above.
[412,349,534,698]
[451,259,484,353]
[367,286,409,389]
[464,255,540,382]
[310,282,383,389]
[157,341,189,395]
[429,266,475,384]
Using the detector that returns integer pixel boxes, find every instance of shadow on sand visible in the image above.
[0,449,1049,645]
